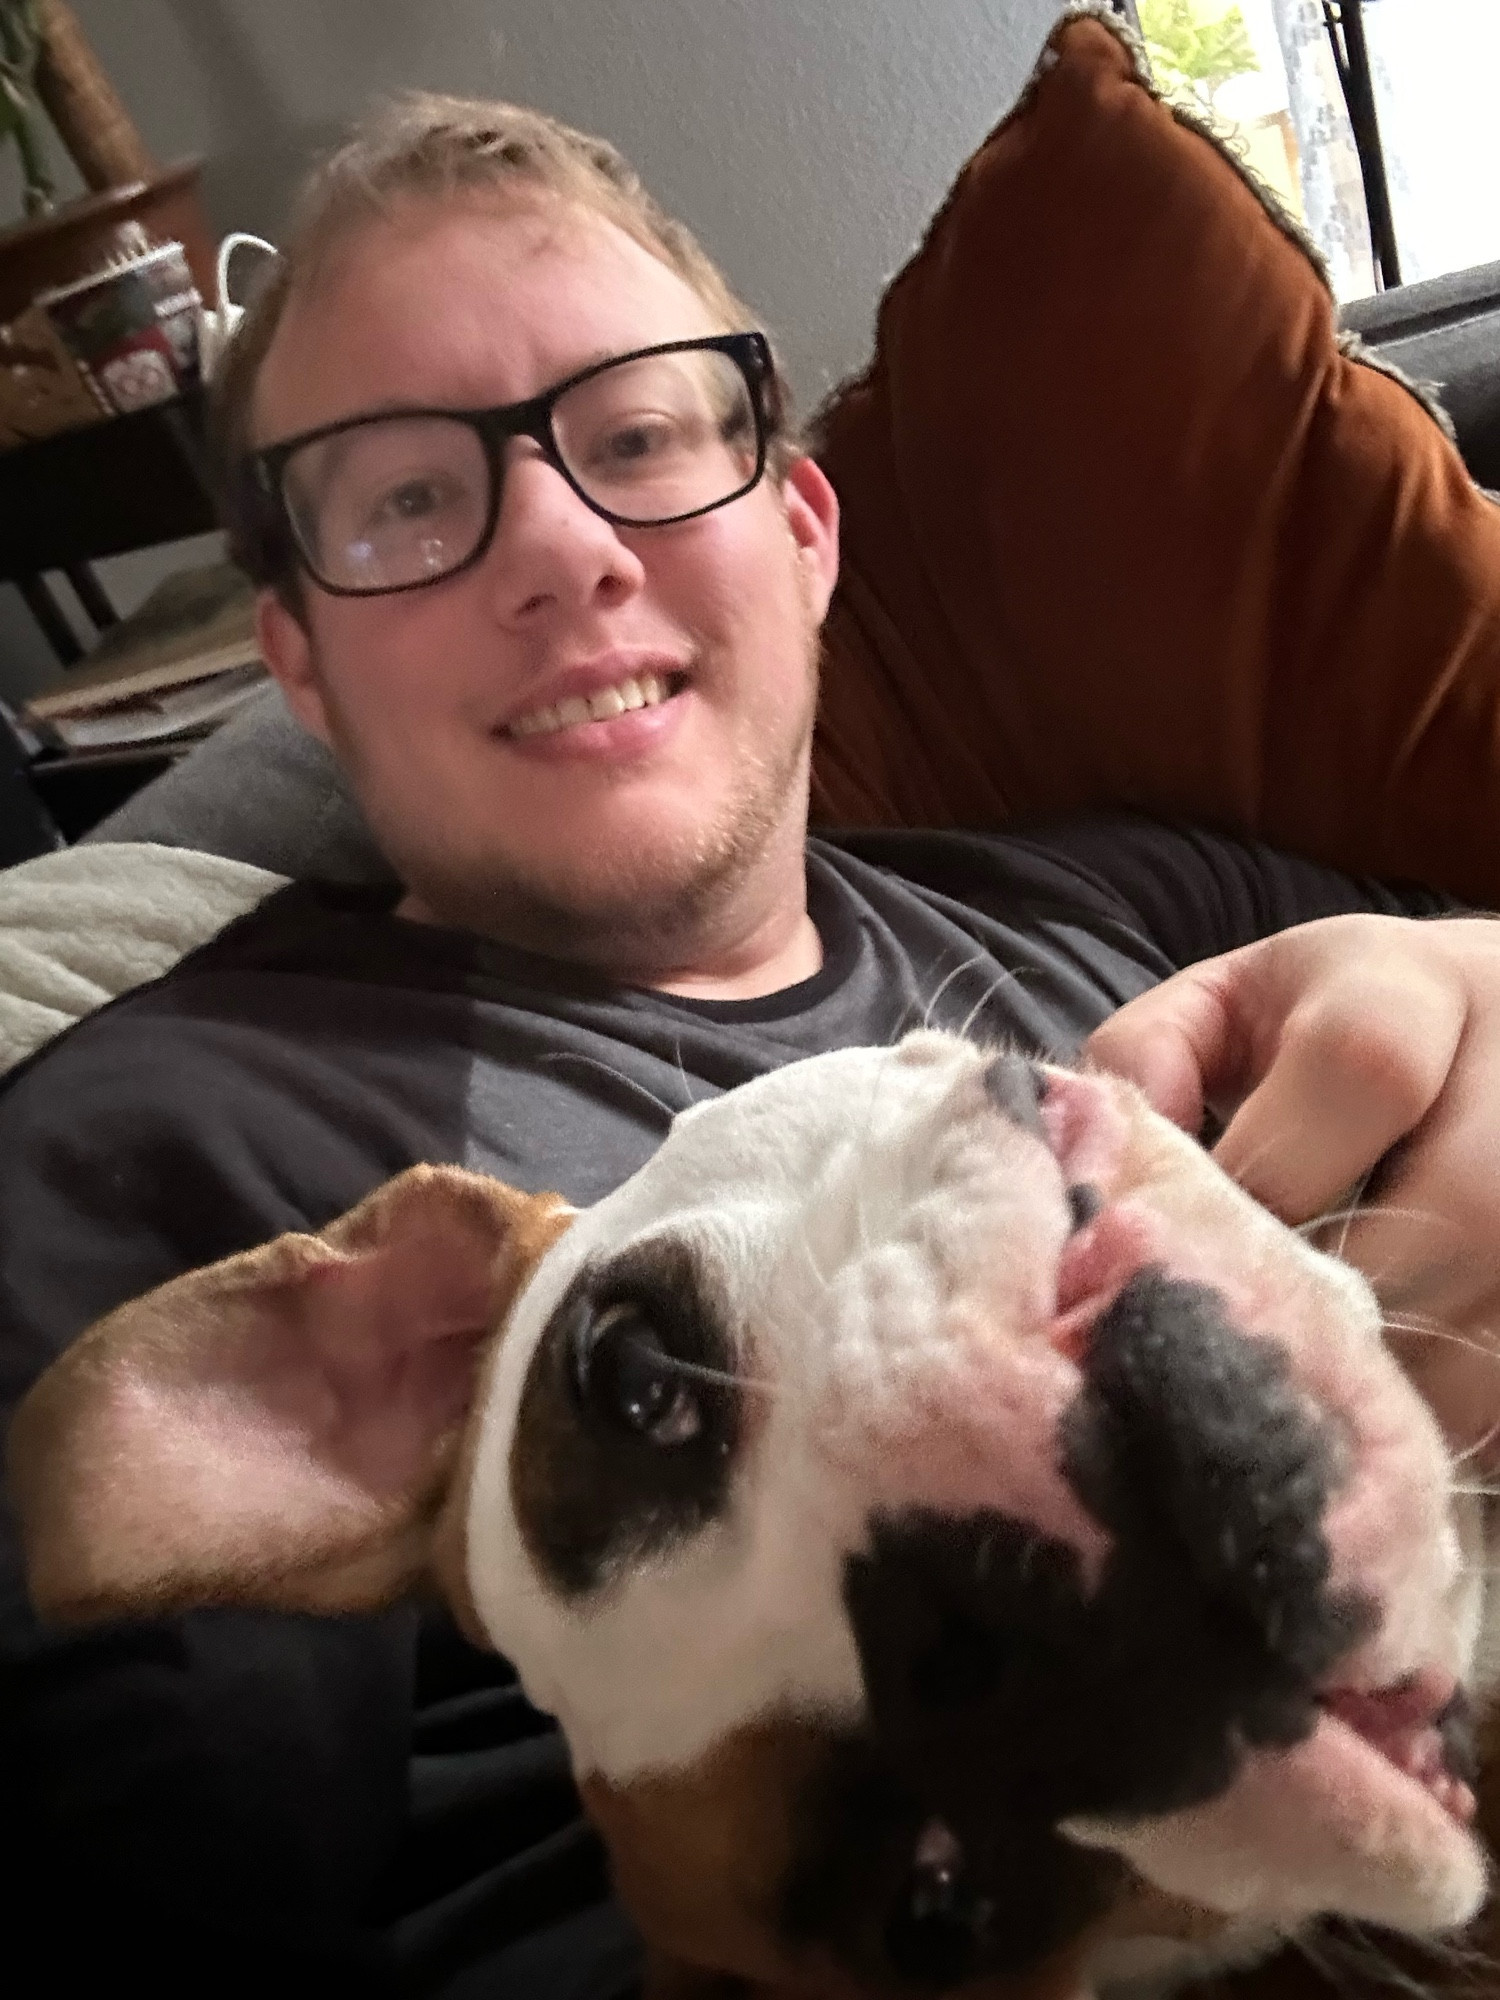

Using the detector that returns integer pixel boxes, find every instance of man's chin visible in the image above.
[392,825,774,972]
[367,708,817,975]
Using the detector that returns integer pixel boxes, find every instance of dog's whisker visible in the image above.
[1285,1922,1363,1997]
[671,1035,702,1110]
[887,998,926,1047]
[1301,1918,1459,1999]
[1299,1200,1458,1245]
[1218,1129,1289,1198]
[1324,1916,1497,1997]
[792,1211,836,1298]
[1383,1320,1500,1377]
[1384,1927,1500,1984]
[918,950,995,1034]
[539,1051,681,1124]
[655,1352,778,1399]
[1332,1169,1375,1263]
[1451,1411,1500,1469]
[1295,1200,1444,1240]
[1380,1307,1444,1336]
[955,966,1034,1048]
[848,1046,902,1267]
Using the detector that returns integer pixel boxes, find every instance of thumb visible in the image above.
[1084,964,1246,1135]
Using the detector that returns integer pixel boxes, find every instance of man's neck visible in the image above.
[395,830,824,1002]
[645,904,823,1000]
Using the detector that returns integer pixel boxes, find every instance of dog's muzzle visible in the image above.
[817,1266,1377,1982]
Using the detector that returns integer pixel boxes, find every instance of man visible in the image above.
[2,92,1498,1995]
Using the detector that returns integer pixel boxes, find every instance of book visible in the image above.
[40,662,268,751]
[23,559,262,722]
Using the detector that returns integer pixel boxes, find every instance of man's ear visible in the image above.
[780,454,840,626]
[256,585,334,745]
[9,1166,572,1627]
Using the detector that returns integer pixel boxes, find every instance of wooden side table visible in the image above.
[0,389,220,853]
[0,385,218,661]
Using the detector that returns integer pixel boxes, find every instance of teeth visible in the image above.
[507,671,670,739]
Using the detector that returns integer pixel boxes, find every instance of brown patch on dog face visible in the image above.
[428,1187,575,1640]
[583,1720,827,1990]
[581,1721,1117,1999]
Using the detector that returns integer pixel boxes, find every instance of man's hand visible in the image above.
[1086,914,1500,1465]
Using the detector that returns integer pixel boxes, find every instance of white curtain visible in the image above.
[1268,0,1374,298]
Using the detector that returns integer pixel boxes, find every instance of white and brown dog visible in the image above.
[10,1032,1499,1998]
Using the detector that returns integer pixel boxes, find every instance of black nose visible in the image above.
[844,1269,1374,1838]
[981,1053,1046,1136]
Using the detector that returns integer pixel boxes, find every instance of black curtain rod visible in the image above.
[1321,0,1402,287]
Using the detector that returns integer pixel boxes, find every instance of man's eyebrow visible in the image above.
[364,348,634,418]
[567,347,626,377]
[267,345,651,451]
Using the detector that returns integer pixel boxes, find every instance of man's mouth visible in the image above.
[505,669,688,740]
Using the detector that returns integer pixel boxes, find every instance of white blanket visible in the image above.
[0,843,286,1076]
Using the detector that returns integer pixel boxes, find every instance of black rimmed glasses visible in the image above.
[250,331,780,598]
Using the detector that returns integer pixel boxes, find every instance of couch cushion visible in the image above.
[1343,257,1500,494]
[83,682,392,884]
[810,5,1500,909]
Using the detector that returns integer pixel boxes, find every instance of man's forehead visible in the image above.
[252,193,725,446]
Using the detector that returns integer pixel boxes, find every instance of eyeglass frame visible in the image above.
[246,330,782,599]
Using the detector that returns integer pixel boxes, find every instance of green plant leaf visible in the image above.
[1139,0,1260,107]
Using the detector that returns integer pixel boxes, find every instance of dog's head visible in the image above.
[10,1033,1492,1997]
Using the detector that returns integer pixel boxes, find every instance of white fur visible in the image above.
[461,1032,1497,1982]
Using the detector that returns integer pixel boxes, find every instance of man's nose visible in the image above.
[482,444,646,623]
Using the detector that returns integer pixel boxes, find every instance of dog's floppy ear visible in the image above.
[9,1164,572,1627]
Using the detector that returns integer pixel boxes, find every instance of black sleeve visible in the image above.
[1005,815,1461,971]
[0,1001,419,1992]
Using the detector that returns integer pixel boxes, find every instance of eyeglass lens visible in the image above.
[280,346,761,593]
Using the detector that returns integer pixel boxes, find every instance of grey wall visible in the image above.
[64,0,1067,405]
[3,0,1068,699]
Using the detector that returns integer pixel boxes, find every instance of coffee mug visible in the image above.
[38,242,202,416]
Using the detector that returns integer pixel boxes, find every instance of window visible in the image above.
[1362,0,1500,288]
[1132,0,1500,301]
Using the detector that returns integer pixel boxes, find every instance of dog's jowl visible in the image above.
[9,1033,1496,1998]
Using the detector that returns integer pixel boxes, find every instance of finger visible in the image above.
[1213,975,1465,1223]
[1084,967,1245,1134]
[1337,1058,1500,1470]
[1332,1044,1489,1310]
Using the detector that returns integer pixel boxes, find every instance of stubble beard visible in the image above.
[349,631,822,979]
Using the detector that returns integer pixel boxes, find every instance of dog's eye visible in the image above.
[574,1303,704,1446]
[884,1820,988,1989]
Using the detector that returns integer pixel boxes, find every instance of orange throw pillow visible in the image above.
[810,5,1500,907]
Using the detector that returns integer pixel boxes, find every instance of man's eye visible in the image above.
[369,478,448,522]
[591,413,699,470]
[354,470,476,534]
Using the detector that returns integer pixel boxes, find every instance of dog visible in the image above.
[10,1031,1499,1998]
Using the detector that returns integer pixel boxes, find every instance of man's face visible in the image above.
[254,197,839,966]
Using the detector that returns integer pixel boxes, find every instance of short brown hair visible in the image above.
[214,92,795,599]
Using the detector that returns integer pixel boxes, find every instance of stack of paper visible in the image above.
[23,560,267,756]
